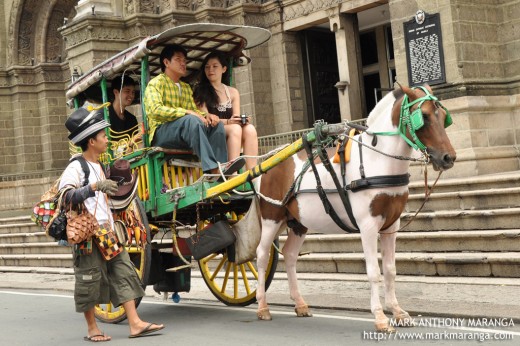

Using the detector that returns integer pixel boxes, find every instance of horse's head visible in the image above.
[392,85,456,171]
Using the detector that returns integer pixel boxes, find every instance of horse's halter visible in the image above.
[371,86,453,151]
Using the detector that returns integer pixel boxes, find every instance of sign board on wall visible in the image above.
[404,11,446,86]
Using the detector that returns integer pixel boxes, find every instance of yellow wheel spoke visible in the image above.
[202,253,218,266]
[210,255,226,281]
[233,264,238,299]
[221,261,232,294]
[239,264,251,295]
[246,261,259,279]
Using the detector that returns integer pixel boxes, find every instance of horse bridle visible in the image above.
[369,86,453,152]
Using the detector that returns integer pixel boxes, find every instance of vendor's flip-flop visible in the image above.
[128,323,164,338]
[83,334,110,342]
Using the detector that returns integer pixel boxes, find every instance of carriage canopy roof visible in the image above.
[66,23,271,101]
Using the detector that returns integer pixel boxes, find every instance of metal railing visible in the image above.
[258,119,367,155]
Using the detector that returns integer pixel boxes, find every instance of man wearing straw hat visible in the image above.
[59,107,164,341]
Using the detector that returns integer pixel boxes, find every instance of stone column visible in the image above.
[329,13,364,121]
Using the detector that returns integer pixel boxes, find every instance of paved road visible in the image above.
[1,289,519,346]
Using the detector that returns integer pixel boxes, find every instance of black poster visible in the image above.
[404,11,446,86]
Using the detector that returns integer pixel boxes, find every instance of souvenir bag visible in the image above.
[31,177,62,229]
[46,187,74,241]
[66,196,99,245]
[74,239,93,256]
[32,156,91,236]
[93,225,123,261]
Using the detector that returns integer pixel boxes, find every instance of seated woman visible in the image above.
[193,52,258,170]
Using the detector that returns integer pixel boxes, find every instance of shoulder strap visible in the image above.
[70,156,90,187]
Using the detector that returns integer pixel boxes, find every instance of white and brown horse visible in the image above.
[255,85,456,331]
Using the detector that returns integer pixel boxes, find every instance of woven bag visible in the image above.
[66,205,99,244]
[93,226,123,261]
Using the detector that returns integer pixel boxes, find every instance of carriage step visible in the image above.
[400,207,520,231]
[276,251,520,278]
[281,230,520,254]
[0,254,72,268]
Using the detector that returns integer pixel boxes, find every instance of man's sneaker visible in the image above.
[220,157,246,175]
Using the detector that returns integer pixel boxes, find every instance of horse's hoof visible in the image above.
[295,304,312,317]
[257,307,272,321]
[394,312,415,327]
[375,321,395,333]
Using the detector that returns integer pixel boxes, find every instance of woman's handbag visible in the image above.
[93,226,123,261]
[66,202,99,245]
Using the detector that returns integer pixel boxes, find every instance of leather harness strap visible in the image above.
[299,130,411,234]
[302,135,359,233]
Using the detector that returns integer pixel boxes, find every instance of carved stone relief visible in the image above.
[46,11,66,63]
[211,0,226,8]
[18,0,38,66]
[177,0,191,10]
[283,0,342,22]
[139,0,156,13]
[161,0,172,11]
[125,0,135,15]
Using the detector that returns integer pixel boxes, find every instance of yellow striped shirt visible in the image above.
[144,73,201,142]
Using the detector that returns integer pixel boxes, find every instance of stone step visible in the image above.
[0,231,51,244]
[400,207,520,231]
[0,222,40,235]
[5,230,517,257]
[280,230,520,253]
[406,187,520,212]
[408,170,520,195]
[0,215,32,226]
[2,251,517,277]
[276,252,520,278]
[0,254,73,268]
[0,242,71,255]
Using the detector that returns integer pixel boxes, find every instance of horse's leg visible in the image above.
[360,222,393,332]
[282,228,312,317]
[380,227,414,327]
[256,218,282,321]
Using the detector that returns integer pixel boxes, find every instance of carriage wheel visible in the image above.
[94,197,151,323]
[198,239,279,306]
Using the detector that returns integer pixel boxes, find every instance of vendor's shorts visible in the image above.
[73,244,145,313]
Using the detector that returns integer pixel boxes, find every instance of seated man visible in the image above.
[109,75,142,155]
[143,44,244,175]
[109,75,139,138]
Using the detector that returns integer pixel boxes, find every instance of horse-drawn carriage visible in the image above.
[65,23,456,331]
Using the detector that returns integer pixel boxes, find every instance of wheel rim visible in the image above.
[94,198,150,323]
[198,240,278,307]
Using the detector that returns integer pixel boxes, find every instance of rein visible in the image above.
[382,168,443,235]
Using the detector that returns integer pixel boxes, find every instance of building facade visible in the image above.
[1,0,519,210]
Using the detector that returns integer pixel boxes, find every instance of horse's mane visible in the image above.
[366,89,403,130]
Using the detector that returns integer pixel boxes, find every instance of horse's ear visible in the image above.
[422,83,433,93]
[398,83,416,100]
